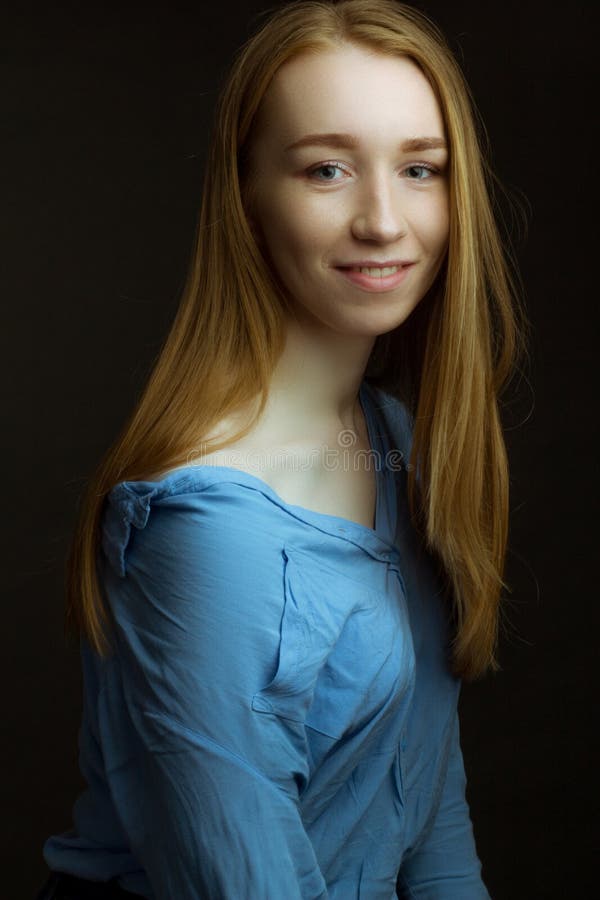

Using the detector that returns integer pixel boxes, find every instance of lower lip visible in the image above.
[335,265,413,292]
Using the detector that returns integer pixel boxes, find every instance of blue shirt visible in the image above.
[43,380,491,899]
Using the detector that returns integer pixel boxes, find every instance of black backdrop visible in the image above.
[4,1,596,897]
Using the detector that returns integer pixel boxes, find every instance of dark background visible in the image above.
[3,0,596,897]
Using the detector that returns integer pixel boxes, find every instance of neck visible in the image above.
[264,311,375,436]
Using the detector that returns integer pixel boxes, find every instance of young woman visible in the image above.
[37,1,527,897]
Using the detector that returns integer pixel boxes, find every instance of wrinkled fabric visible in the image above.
[43,380,491,899]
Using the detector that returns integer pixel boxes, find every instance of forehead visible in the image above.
[255,43,445,146]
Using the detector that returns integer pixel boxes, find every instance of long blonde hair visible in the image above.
[64,0,529,682]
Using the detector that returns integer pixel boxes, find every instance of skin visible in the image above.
[200,42,450,513]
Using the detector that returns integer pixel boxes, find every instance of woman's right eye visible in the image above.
[306,162,349,182]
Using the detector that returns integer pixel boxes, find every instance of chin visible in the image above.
[364,297,421,324]
[331,311,410,339]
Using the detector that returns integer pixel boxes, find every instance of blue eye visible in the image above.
[405,164,436,180]
[307,162,347,182]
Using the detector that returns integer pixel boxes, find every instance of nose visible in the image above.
[350,173,408,243]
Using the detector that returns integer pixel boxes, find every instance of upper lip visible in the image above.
[336,260,413,268]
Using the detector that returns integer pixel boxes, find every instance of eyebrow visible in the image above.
[284,132,447,153]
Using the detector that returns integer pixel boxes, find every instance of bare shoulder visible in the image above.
[199,415,374,528]
[150,406,375,528]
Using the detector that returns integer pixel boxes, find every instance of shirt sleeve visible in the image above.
[396,711,491,899]
[97,483,329,900]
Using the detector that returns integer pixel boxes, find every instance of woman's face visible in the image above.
[245,42,450,338]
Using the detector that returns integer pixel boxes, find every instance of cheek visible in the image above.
[257,190,335,261]
[416,194,450,257]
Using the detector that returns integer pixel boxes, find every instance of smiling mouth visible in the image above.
[334,263,414,292]
[336,262,415,276]
[345,265,401,277]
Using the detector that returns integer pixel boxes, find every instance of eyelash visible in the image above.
[306,161,439,182]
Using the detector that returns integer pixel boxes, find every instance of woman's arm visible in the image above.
[396,711,491,899]
[97,487,328,900]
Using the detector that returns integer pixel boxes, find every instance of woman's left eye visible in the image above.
[404,164,436,180]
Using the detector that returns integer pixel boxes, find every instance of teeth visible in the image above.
[351,265,400,277]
